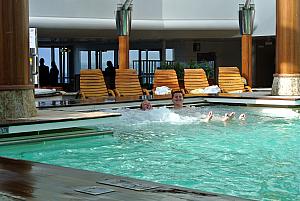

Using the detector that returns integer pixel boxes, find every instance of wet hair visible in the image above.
[140,100,149,110]
[171,90,184,98]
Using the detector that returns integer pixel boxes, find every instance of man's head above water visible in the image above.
[140,100,152,111]
[172,90,184,109]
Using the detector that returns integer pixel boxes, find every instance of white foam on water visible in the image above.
[117,107,199,125]
[154,107,198,124]
[261,108,299,119]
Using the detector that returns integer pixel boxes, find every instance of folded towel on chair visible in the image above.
[190,85,220,94]
[155,86,172,95]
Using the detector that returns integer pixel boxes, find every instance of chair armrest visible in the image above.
[79,91,86,99]
[184,88,189,94]
[219,88,226,93]
[142,88,150,96]
[113,89,121,97]
[244,86,252,92]
[107,89,115,97]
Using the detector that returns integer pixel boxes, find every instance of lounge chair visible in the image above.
[114,69,150,97]
[184,68,209,93]
[80,69,115,99]
[153,69,182,95]
[218,67,252,93]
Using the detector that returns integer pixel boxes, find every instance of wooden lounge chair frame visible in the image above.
[184,68,209,93]
[153,69,184,94]
[218,67,252,93]
[80,69,115,99]
[114,69,150,97]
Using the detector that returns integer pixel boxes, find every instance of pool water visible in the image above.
[1,106,300,200]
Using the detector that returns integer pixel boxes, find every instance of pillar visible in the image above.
[116,1,132,70]
[0,0,36,119]
[118,36,129,70]
[241,35,253,87]
[272,0,300,95]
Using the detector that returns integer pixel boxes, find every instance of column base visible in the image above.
[271,74,300,95]
[0,89,37,119]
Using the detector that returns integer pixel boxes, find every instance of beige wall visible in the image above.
[29,0,275,36]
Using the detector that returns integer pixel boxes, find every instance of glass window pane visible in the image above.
[64,52,69,82]
[54,48,60,83]
[97,51,101,69]
[102,50,114,71]
[148,51,160,60]
[129,50,139,69]
[166,49,174,61]
[141,51,147,60]
[80,51,88,69]
[54,48,59,67]
[91,51,96,69]
[38,48,51,67]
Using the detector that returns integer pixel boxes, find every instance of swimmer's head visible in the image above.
[140,100,152,111]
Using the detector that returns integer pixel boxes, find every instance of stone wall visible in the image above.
[0,89,37,119]
[271,75,300,96]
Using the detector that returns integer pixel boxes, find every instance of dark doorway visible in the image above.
[254,37,275,87]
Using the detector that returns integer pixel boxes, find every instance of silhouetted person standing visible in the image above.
[49,61,59,86]
[104,60,116,89]
[39,58,49,87]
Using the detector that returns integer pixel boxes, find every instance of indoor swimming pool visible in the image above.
[1,105,299,200]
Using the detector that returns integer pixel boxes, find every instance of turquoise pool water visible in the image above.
[1,106,300,200]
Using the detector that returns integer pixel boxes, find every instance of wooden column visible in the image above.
[0,0,32,88]
[118,36,129,70]
[241,35,253,87]
[272,0,300,95]
[276,0,300,74]
[0,0,36,119]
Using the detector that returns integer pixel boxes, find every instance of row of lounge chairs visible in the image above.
[79,67,251,99]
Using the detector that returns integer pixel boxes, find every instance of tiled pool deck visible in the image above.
[1,90,300,200]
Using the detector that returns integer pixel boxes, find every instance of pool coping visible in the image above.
[0,110,120,127]
[35,92,300,109]
[0,110,120,135]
